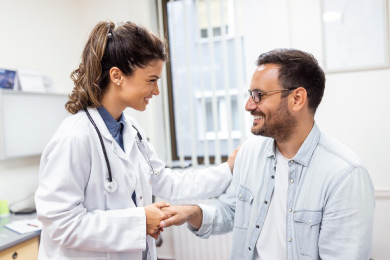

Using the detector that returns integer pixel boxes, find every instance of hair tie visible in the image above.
[108,29,113,39]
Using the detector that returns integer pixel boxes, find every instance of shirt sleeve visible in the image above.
[35,133,147,252]
[318,166,375,259]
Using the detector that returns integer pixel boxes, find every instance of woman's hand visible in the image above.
[227,145,241,173]
[144,202,169,239]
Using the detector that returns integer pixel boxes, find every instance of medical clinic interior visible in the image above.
[0,0,389,259]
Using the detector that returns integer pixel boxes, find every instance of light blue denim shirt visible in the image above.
[189,123,375,260]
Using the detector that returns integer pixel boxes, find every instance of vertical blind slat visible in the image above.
[183,0,198,167]
[219,0,234,154]
[233,0,247,144]
[195,0,210,166]
[206,0,222,164]
[157,0,172,166]
[169,0,185,166]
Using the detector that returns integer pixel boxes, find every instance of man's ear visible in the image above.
[290,87,307,112]
[109,67,123,86]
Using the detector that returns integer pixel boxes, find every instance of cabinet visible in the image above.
[0,90,69,160]
[0,237,38,260]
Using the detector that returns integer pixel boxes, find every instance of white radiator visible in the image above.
[170,199,233,260]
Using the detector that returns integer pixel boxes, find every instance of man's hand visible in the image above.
[160,205,203,230]
[227,145,241,173]
[144,202,169,239]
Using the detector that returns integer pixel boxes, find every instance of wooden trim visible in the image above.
[161,0,179,161]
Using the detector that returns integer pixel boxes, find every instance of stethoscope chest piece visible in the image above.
[104,178,118,193]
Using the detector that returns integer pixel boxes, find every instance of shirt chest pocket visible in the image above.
[234,185,254,229]
[294,210,322,257]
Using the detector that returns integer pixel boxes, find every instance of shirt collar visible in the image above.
[265,123,321,166]
[97,106,126,136]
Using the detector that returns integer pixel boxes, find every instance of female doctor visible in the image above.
[35,21,238,260]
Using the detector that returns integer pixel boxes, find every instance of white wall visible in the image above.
[242,0,390,258]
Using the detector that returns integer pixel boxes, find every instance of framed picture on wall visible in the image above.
[321,0,389,72]
[0,69,16,90]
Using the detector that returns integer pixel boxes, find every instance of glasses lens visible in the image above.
[248,90,262,103]
[253,90,260,103]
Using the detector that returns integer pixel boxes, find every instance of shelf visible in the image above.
[0,90,69,160]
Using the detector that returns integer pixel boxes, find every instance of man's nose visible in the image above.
[245,96,256,112]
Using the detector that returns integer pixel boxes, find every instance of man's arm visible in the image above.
[160,205,203,230]
[158,141,247,237]
[319,166,375,259]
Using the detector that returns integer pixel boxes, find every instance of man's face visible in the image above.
[245,64,297,142]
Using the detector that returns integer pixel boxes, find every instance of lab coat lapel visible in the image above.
[123,122,138,158]
[87,108,134,163]
[86,108,113,142]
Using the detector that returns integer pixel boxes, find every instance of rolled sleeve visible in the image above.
[187,204,216,238]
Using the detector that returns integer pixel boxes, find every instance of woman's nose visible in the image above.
[153,84,160,96]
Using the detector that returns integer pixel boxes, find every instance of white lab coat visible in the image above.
[35,108,232,260]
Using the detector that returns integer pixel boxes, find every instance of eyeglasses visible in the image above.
[248,88,298,103]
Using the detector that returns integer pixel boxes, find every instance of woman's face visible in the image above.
[119,60,164,111]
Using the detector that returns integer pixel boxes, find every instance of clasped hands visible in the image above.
[144,202,202,239]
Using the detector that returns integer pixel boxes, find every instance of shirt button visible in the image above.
[264,201,268,204]
[288,238,292,242]
[256,225,259,228]
[289,208,292,212]
[271,175,274,179]
[140,196,143,200]
[290,160,294,163]
[248,247,251,250]
[239,194,242,198]
[290,179,294,183]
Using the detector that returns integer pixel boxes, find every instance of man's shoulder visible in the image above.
[317,131,363,168]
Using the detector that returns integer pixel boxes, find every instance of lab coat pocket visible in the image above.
[60,256,107,260]
[233,185,253,229]
[60,247,107,259]
[294,210,322,257]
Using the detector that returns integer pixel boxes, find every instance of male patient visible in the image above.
[160,49,375,259]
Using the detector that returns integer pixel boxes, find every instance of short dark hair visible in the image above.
[256,49,325,114]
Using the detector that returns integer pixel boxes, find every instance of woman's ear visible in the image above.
[291,87,307,112]
[109,67,123,86]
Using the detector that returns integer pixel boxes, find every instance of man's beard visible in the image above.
[251,98,298,142]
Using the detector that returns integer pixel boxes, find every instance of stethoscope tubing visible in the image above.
[84,107,157,189]
[84,108,114,182]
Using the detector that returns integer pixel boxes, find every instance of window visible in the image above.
[161,0,247,165]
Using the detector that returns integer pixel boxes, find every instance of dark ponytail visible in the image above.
[66,21,168,114]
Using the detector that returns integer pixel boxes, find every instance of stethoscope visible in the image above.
[84,108,160,193]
